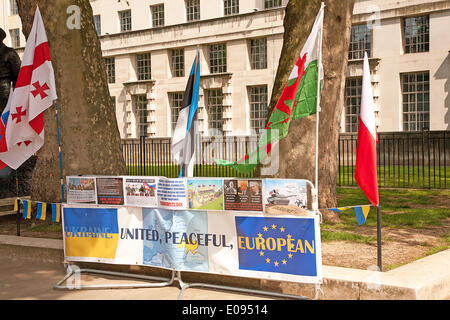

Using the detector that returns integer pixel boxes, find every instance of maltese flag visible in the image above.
[355,52,379,207]
[0,7,57,170]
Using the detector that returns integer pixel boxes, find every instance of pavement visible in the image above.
[0,233,449,300]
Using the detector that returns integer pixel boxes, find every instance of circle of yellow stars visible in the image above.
[258,223,293,268]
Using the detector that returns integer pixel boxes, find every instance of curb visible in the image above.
[0,235,448,300]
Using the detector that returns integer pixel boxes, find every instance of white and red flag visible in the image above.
[0,6,57,170]
[355,52,379,207]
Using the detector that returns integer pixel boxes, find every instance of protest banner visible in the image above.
[62,205,322,284]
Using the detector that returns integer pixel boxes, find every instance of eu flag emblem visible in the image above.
[235,216,317,277]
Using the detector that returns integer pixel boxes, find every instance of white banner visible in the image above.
[62,205,322,285]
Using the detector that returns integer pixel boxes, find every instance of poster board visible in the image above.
[62,205,322,285]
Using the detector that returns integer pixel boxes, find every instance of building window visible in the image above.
[207,89,223,132]
[402,72,430,131]
[104,57,115,84]
[10,0,18,15]
[93,15,101,35]
[151,4,165,27]
[404,15,429,54]
[186,0,200,22]
[264,0,282,9]
[209,43,227,74]
[136,53,151,80]
[250,38,267,70]
[134,95,148,137]
[348,24,371,60]
[248,85,268,134]
[224,0,239,16]
[171,49,185,78]
[9,29,20,48]
[111,96,116,110]
[119,10,132,32]
[169,92,185,132]
[344,77,362,133]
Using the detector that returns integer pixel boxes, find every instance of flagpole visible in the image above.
[55,102,64,202]
[314,2,325,197]
[377,205,382,271]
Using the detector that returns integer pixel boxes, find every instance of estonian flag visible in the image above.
[171,49,200,177]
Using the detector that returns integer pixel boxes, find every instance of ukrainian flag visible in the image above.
[22,200,31,219]
[51,203,61,222]
[36,202,47,221]
[63,208,119,260]
[329,205,371,225]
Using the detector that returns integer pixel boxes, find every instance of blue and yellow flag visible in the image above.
[329,205,371,225]
[51,203,61,222]
[13,198,19,212]
[22,200,31,219]
[36,202,47,221]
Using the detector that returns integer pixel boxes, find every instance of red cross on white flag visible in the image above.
[0,6,57,170]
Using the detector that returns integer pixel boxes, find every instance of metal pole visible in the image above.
[377,205,382,271]
[314,2,325,193]
[55,102,64,202]
[16,199,21,236]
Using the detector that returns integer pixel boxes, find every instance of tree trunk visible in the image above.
[260,0,354,213]
[17,0,126,203]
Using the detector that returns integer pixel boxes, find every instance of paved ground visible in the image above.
[0,257,274,300]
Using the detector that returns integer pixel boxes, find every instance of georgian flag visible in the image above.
[0,7,57,170]
[354,52,379,207]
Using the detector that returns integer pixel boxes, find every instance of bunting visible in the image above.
[329,205,372,225]
[14,198,61,222]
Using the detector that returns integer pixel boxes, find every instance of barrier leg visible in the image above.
[176,271,317,300]
[54,263,176,291]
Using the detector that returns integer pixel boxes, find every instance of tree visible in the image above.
[259,0,355,216]
[16,0,126,203]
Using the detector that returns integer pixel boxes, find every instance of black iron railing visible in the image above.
[121,130,450,189]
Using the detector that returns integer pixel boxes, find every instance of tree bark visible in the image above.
[259,0,355,213]
[16,0,126,203]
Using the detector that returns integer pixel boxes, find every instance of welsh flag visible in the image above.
[216,5,324,173]
[0,7,57,170]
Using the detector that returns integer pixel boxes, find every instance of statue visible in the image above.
[0,27,21,114]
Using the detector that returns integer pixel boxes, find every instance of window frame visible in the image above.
[171,48,185,78]
[186,0,200,22]
[224,0,239,16]
[401,71,430,131]
[344,77,363,133]
[248,85,268,134]
[249,37,268,70]
[133,95,149,137]
[151,3,165,27]
[136,53,152,81]
[206,89,224,133]
[104,57,116,84]
[403,15,430,54]
[208,43,227,74]
[119,9,132,32]
[348,24,372,60]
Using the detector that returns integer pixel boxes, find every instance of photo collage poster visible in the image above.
[66,176,309,213]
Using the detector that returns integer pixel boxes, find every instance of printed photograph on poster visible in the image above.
[66,176,97,204]
[263,179,308,215]
[124,177,158,207]
[157,178,188,209]
[96,177,125,205]
[187,179,223,210]
[224,179,263,212]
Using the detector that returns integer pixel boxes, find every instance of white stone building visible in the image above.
[1,0,449,138]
